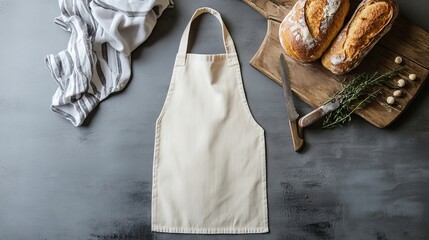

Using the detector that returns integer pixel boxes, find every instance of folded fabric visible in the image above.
[46,0,172,126]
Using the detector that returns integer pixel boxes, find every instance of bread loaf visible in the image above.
[279,0,350,62]
[322,0,399,75]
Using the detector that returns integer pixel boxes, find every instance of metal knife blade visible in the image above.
[279,54,299,121]
[279,54,304,152]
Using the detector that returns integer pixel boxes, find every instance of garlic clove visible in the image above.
[387,96,395,105]
[393,90,402,97]
[394,56,403,64]
[397,79,406,88]
[409,73,417,81]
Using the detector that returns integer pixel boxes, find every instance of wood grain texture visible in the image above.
[243,0,429,128]
[242,0,290,21]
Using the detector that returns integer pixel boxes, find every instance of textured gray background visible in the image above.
[1,0,428,239]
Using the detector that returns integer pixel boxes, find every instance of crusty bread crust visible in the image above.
[279,0,350,62]
[322,0,399,75]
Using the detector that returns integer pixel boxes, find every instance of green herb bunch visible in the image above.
[322,68,401,128]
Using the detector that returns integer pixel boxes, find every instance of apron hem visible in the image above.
[151,226,269,234]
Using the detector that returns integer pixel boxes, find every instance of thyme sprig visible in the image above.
[322,68,401,128]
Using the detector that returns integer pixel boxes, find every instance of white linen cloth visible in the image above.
[152,7,269,234]
[46,0,172,126]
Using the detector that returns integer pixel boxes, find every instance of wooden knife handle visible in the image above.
[298,107,326,128]
[289,120,304,152]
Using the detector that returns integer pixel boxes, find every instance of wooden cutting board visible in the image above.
[243,0,429,128]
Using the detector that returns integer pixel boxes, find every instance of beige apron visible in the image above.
[151,7,268,234]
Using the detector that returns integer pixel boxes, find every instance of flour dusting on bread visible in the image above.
[279,0,349,62]
[321,0,399,74]
[284,0,315,49]
[321,0,342,32]
[330,54,345,65]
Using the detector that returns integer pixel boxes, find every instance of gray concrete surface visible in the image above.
[1,0,428,239]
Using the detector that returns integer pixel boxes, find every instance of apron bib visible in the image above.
[151,7,268,234]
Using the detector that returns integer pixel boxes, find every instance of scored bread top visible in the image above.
[322,0,399,74]
[345,2,393,59]
[279,0,350,62]
[306,0,341,37]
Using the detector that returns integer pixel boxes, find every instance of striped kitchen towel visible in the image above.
[46,0,173,126]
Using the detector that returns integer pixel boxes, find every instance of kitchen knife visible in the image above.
[279,54,304,152]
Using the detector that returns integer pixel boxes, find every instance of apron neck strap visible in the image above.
[177,7,237,60]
